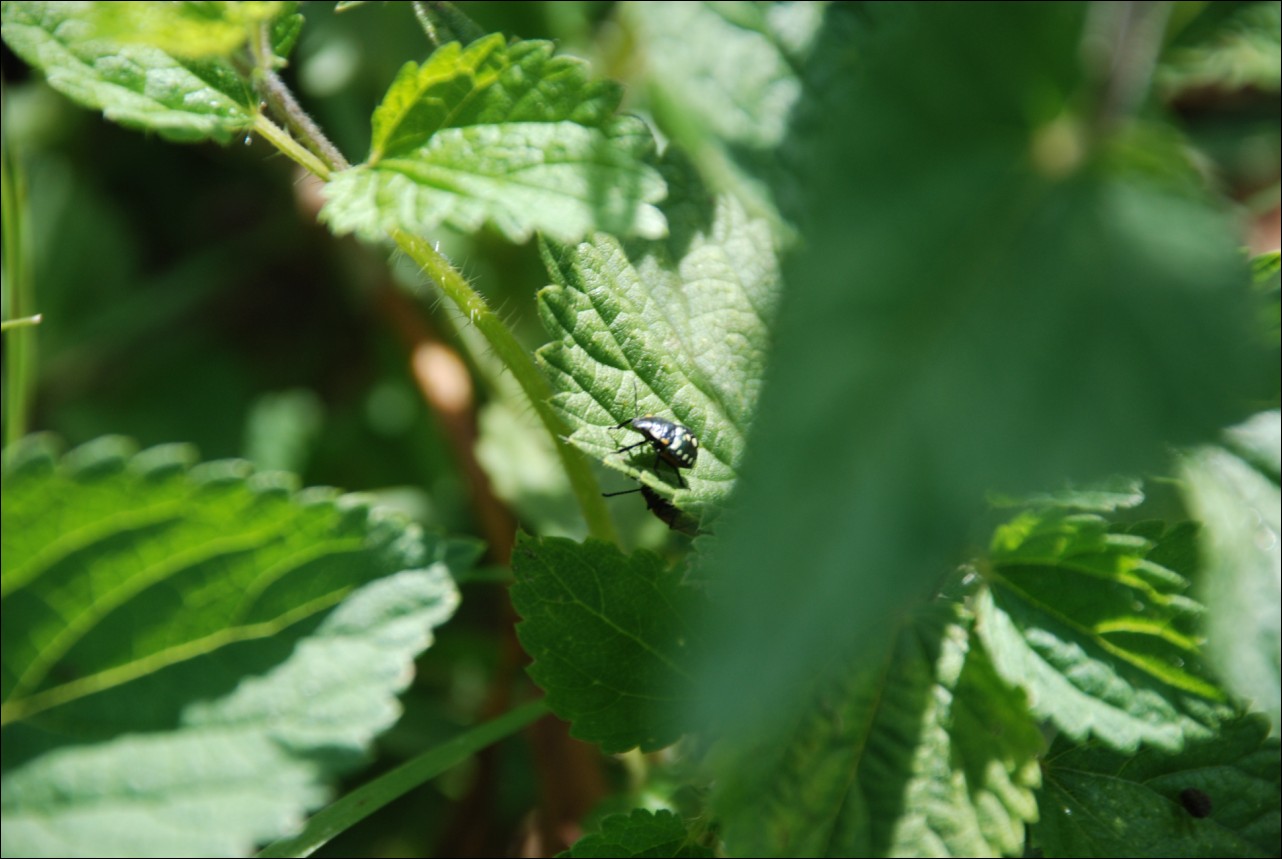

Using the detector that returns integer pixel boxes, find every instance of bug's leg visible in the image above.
[602,487,642,498]
[656,455,687,488]
[615,439,650,455]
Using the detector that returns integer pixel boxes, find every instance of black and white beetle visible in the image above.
[612,414,699,487]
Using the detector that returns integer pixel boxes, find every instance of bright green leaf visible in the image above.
[0,435,468,856]
[1,1,259,144]
[85,1,285,60]
[1034,714,1280,857]
[535,159,781,521]
[560,809,713,859]
[716,604,1043,857]
[509,533,703,753]
[1181,410,1281,734]
[321,35,666,243]
[978,512,1227,752]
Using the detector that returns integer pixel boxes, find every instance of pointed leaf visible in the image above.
[560,809,713,859]
[1181,410,1282,734]
[716,604,1043,857]
[688,2,1269,764]
[321,35,666,243]
[977,511,1227,752]
[535,161,781,519]
[621,1,825,224]
[1,436,469,857]
[1034,714,1280,857]
[1,1,260,144]
[509,533,703,753]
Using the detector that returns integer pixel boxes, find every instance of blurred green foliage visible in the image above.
[2,2,1279,857]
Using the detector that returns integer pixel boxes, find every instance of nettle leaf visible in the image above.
[621,1,826,223]
[1181,410,1281,734]
[716,603,1043,857]
[0,436,468,857]
[535,161,781,520]
[321,34,667,244]
[977,511,1228,753]
[559,809,713,859]
[85,1,289,60]
[689,2,1269,766]
[0,1,262,144]
[1034,714,1281,857]
[509,534,704,754]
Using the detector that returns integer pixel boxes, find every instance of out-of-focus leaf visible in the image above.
[1181,410,1281,734]
[85,1,286,60]
[1,1,259,143]
[1034,714,1280,857]
[621,1,826,225]
[321,35,666,243]
[0,435,469,857]
[1159,1,1281,95]
[559,809,713,858]
[690,0,1267,778]
[509,533,703,753]
[715,603,1042,857]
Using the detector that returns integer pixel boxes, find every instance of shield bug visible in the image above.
[611,381,698,487]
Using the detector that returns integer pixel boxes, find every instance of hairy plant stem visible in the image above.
[392,230,617,542]
[250,23,350,172]
[250,35,614,541]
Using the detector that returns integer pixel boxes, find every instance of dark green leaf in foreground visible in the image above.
[559,809,713,859]
[1034,714,1281,858]
[1,1,261,144]
[321,34,667,243]
[536,160,781,519]
[716,603,1042,858]
[0,436,468,857]
[691,0,1268,778]
[509,534,703,753]
[1181,410,1281,734]
[977,511,1227,753]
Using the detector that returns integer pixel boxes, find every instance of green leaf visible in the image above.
[535,159,781,520]
[259,699,549,859]
[1180,410,1281,734]
[1034,714,1281,858]
[509,533,703,754]
[559,809,713,859]
[987,475,1146,512]
[1159,1,1282,96]
[977,511,1227,752]
[85,1,286,60]
[621,1,825,225]
[1,1,260,144]
[715,603,1043,857]
[321,35,667,243]
[689,0,1268,772]
[1,435,468,857]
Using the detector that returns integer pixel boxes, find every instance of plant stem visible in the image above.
[2,133,37,447]
[249,37,615,541]
[392,230,617,542]
[257,698,549,858]
[250,23,350,173]
[253,113,332,180]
